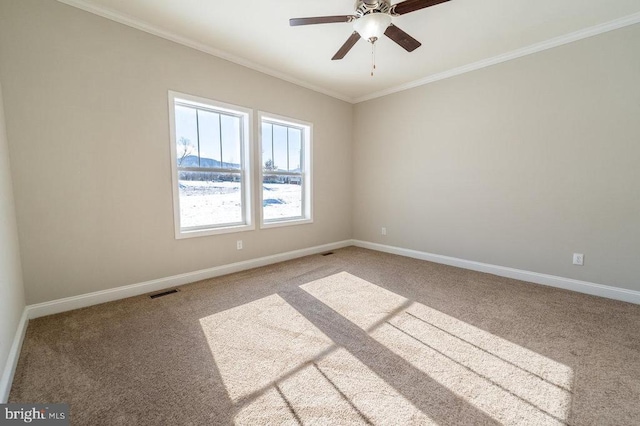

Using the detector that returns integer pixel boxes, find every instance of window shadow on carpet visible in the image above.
[200,271,573,425]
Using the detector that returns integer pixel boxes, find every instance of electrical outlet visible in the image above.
[237,240,243,250]
[573,253,584,266]
[381,227,387,236]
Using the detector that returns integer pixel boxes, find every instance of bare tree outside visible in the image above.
[264,158,278,171]
[177,137,193,166]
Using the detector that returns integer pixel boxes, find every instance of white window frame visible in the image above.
[258,111,313,229]
[168,91,254,239]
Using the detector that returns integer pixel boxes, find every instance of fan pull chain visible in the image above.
[371,41,376,77]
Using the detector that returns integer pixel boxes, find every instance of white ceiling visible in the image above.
[58,0,640,103]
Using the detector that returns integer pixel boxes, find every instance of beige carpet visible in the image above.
[9,247,640,425]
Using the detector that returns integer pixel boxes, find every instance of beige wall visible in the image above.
[353,24,640,292]
[1,0,638,307]
[0,0,352,304]
[0,79,26,397]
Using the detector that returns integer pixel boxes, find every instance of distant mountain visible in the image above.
[179,155,302,173]
[178,155,240,169]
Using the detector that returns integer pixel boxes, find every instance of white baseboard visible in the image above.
[26,240,352,319]
[0,309,28,403]
[4,239,638,401]
[23,238,640,319]
[1,240,351,401]
[353,240,640,305]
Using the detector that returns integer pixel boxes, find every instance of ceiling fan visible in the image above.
[290,0,450,61]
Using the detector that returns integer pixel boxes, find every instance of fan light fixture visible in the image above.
[290,0,448,73]
[352,12,392,76]
[353,13,392,42]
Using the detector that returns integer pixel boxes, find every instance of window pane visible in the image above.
[179,171,242,228]
[263,174,302,221]
[272,124,288,172]
[288,128,302,172]
[197,110,221,167]
[262,122,273,170]
[221,114,241,169]
[175,105,198,167]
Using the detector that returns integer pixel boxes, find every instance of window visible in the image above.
[169,92,253,238]
[259,112,312,228]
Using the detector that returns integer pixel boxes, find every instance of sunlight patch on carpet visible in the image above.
[199,272,574,425]
[233,348,437,425]
[200,293,435,424]
[301,272,575,425]
[199,294,332,401]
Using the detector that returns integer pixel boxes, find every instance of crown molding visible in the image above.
[55,1,640,105]
[55,0,356,104]
[354,11,640,103]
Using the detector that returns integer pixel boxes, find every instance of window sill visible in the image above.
[260,218,313,230]
[175,223,255,239]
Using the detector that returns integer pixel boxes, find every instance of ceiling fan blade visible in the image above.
[391,0,450,16]
[332,32,361,60]
[384,24,421,52]
[289,15,355,26]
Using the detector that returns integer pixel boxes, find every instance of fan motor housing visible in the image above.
[355,0,392,17]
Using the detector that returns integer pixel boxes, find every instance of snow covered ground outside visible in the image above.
[263,182,302,221]
[179,180,301,228]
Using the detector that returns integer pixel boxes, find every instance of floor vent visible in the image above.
[149,289,179,299]
[321,252,334,256]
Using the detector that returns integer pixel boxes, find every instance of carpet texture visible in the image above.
[9,247,640,425]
